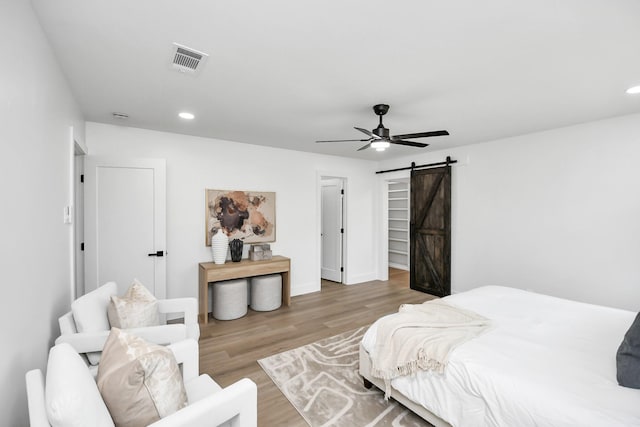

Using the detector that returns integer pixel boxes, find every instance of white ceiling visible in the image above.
[32,0,640,160]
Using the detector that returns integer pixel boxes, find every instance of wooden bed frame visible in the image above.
[359,343,452,427]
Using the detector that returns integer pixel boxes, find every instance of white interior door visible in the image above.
[321,179,343,282]
[84,157,166,298]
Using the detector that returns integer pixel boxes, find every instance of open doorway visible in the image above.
[73,144,85,299]
[387,179,410,271]
[385,176,410,288]
[320,177,345,283]
[68,125,86,303]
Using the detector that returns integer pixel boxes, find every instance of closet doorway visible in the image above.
[387,179,410,271]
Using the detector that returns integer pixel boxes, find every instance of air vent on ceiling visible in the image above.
[171,43,208,74]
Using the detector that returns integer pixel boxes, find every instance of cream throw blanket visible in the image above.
[370,299,490,398]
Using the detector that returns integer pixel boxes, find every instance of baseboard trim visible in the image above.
[344,272,378,285]
[291,281,319,297]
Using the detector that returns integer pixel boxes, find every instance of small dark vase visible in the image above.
[229,239,243,262]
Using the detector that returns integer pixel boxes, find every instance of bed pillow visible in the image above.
[97,328,187,427]
[71,281,118,365]
[45,343,114,427]
[107,279,160,329]
[616,312,640,388]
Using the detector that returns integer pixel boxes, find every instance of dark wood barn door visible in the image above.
[410,166,451,297]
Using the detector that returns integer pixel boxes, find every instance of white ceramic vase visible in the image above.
[211,229,229,264]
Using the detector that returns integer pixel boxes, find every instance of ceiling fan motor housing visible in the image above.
[372,104,390,137]
[373,124,390,138]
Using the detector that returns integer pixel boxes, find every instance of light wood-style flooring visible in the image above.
[199,268,435,426]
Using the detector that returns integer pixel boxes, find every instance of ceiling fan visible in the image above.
[316,104,449,151]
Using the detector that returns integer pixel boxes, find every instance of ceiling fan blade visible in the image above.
[390,139,429,148]
[357,142,372,151]
[391,130,449,139]
[316,138,370,143]
[354,127,378,138]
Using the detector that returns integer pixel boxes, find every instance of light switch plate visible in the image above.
[63,205,72,224]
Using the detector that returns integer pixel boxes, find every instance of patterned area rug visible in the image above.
[258,327,431,427]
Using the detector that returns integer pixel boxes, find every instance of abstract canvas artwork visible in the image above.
[205,189,276,245]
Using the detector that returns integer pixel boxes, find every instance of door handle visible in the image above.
[148,250,164,257]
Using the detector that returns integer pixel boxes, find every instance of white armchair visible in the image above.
[55,282,200,371]
[25,340,258,427]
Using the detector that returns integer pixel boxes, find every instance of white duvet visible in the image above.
[362,286,640,427]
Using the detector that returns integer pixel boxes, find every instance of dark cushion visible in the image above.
[617,312,640,388]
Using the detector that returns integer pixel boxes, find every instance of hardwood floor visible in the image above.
[199,268,435,426]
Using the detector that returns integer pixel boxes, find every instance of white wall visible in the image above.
[377,113,640,311]
[0,1,85,425]
[85,123,379,300]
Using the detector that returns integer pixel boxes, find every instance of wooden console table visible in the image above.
[198,255,291,324]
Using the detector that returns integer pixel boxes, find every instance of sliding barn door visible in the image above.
[410,166,451,297]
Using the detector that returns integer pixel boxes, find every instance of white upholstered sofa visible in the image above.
[25,339,257,427]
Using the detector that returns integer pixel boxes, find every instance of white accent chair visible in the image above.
[25,340,258,427]
[56,282,200,372]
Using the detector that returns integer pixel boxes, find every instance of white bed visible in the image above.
[360,286,640,427]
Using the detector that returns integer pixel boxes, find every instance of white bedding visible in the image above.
[362,286,640,427]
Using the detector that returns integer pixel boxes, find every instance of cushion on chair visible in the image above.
[97,328,187,427]
[71,281,118,365]
[107,279,160,329]
[45,343,114,427]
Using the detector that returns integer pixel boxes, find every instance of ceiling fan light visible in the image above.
[371,140,390,149]
[375,147,385,152]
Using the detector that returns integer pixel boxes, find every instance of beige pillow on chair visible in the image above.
[107,279,160,329]
[97,328,187,427]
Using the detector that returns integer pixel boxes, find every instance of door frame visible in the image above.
[387,177,410,271]
[376,170,411,281]
[68,126,86,302]
[316,171,348,287]
[320,177,345,283]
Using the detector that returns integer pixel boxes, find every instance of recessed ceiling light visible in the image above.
[179,112,195,120]
[626,85,640,95]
